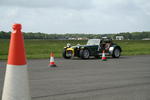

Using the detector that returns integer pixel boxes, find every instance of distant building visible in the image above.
[77,38,88,40]
[142,38,150,40]
[116,36,124,40]
[68,37,88,40]
[68,38,76,40]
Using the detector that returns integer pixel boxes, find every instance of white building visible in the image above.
[142,38,150,40]
[116,36,124,40]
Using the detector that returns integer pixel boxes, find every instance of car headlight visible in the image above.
[76,44,80,48]
[67,43,71,47]
[77,43,80,46]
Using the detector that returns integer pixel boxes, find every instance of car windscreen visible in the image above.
[87,39,101,45]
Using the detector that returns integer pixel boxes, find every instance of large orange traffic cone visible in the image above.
[2,24,31,100]
[102,50,107,61]
[48,52,56,67]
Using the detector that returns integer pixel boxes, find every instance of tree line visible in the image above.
[0,31,150,40]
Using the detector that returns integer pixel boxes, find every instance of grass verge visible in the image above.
[0,39,150,60]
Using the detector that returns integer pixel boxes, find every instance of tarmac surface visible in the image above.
[0,55,150,100]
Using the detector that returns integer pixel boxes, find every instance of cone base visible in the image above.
[102,59,107,61]
[49,64,57,67]
[102,57,107,61]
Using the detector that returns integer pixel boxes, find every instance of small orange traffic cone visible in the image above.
[2,24,31,100]
[102,50,107,61]
[48,52,56,67]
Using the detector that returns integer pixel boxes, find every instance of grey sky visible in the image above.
[0,0,150,34]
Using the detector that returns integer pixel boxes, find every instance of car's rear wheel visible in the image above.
[80,49,90,59]
[62,50,72,59]
[112,48,121,58]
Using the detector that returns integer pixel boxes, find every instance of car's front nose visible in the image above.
[66,48,74,55]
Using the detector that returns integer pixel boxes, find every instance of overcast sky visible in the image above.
[0,0,150,34]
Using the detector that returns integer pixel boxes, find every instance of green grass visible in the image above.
[0,39,150,60]
[116,40,150,56]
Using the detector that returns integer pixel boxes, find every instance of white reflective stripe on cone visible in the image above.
[2,64,31,100]
[50,57,54,62]
[102,53,105,57]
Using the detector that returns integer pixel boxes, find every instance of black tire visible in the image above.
[112,48,121,58]
[80,49,90,59]
[62,50,72,59]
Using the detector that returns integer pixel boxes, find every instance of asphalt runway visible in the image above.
[0,56,150,100]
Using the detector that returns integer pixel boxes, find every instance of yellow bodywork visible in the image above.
[66,48,74,55]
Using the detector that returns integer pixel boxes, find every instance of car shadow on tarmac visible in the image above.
[69,56,129,60]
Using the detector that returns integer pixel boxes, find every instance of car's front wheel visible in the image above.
[80,49,90,59]
[62,50,72,59]
[112,48,121,58]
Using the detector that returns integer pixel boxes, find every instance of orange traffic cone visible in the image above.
[48,52,56,67]
[102,50,107,61]
[2,24,31,100]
